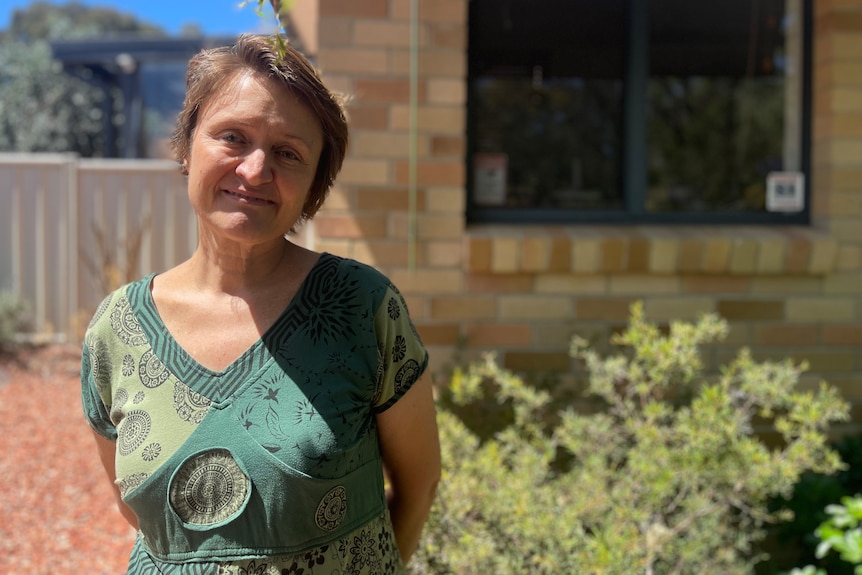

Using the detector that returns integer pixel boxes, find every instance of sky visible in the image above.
[0,0,277,36]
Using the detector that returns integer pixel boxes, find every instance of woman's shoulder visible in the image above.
[83,275,154,336]
[322,253,394,289]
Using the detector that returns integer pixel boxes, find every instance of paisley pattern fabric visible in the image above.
[81,254,427,575]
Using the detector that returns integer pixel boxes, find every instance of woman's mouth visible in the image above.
[223,190,275,206]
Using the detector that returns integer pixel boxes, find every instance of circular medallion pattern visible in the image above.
[138,350,169,388]
[110,297,147,346]
[119,472,149,497]
[170,449,249,527]
[173,382,211,424]
[88,295,112,329]
[86,337,110,394]
[315,485,347,532]
[118,409,152,456]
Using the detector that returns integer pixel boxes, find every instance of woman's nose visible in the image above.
[236,148,273,185]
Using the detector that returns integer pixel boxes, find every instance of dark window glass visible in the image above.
[646,0,800,214]
[467,0,810,224]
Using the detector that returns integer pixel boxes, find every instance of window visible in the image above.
[467,0,811,224]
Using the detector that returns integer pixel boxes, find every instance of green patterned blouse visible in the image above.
[81,254,427,575]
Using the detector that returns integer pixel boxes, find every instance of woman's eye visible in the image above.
[221,132,242,144]
[278,150,300,161]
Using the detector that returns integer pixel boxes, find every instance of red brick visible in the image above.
[320,0,389,18]
[415,323,461,346]
[354,79,424,104]
[395,161,465,186]
[465,238,492,272]
[430,135,464,157]
[346,105,389,130]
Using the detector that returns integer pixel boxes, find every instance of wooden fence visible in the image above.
[0,154,196,342]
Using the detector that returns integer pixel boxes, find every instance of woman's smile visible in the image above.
[222,188,276,206]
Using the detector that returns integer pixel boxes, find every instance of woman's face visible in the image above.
[185,72,323,248]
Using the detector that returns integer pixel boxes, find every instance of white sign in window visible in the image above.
[766,172,805,213]
[474,153,508,206]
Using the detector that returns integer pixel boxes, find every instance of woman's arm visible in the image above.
[376,374,441,566]
[92,430,140,531]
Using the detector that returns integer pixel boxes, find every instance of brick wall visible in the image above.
[313,0,862,422]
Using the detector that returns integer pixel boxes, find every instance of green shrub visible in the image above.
[414,303,849,575]
[786,494,862,575]
[767,434,862,574]
[0,290,30,351]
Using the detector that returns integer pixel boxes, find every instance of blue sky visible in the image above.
[0,0,277,36]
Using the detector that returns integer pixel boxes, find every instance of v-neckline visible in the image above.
[128,253,336,404]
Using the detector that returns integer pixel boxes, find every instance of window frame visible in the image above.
[465,0,814,226]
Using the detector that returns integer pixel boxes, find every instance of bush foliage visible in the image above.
[414,303,849,575]
[0,290,30,350]
[787,494,862,575]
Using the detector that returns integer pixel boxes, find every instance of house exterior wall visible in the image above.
[311,0,862,419]
[1,1,858,423]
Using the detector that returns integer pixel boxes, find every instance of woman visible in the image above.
[81,34,440,575]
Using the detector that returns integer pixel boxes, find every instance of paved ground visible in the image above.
[0,344,136,574]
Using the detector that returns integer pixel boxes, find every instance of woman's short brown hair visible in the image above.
[171,34,348,224]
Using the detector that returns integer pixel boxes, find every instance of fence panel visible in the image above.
[0,155,196,342]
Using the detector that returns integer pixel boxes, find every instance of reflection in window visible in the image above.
[467,0,809,223]
[646,0,803,213]
[473,77,623,210]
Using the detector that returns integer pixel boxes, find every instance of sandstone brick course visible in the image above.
[424,186,463,212]
[535,275,607,295]
[643,298,715,321]
[785,297,856,322]
[314,214,388,239]
[465,273,533,293]
[608,275,680,295]
[317,48,389,75]
[575,298,636,321]
[389,268,464,293]
[521,237,551,272]
[753,325,821,346]
[681,276,752,293]
[426,240,463,267]
[353,20,412,47]
[352,240,411,267]
[499,296,573,320]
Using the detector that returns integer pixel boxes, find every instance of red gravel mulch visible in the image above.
[0,344,136,574]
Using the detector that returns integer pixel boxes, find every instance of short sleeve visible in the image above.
[372,284,428,413]
[81,337,117,440]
